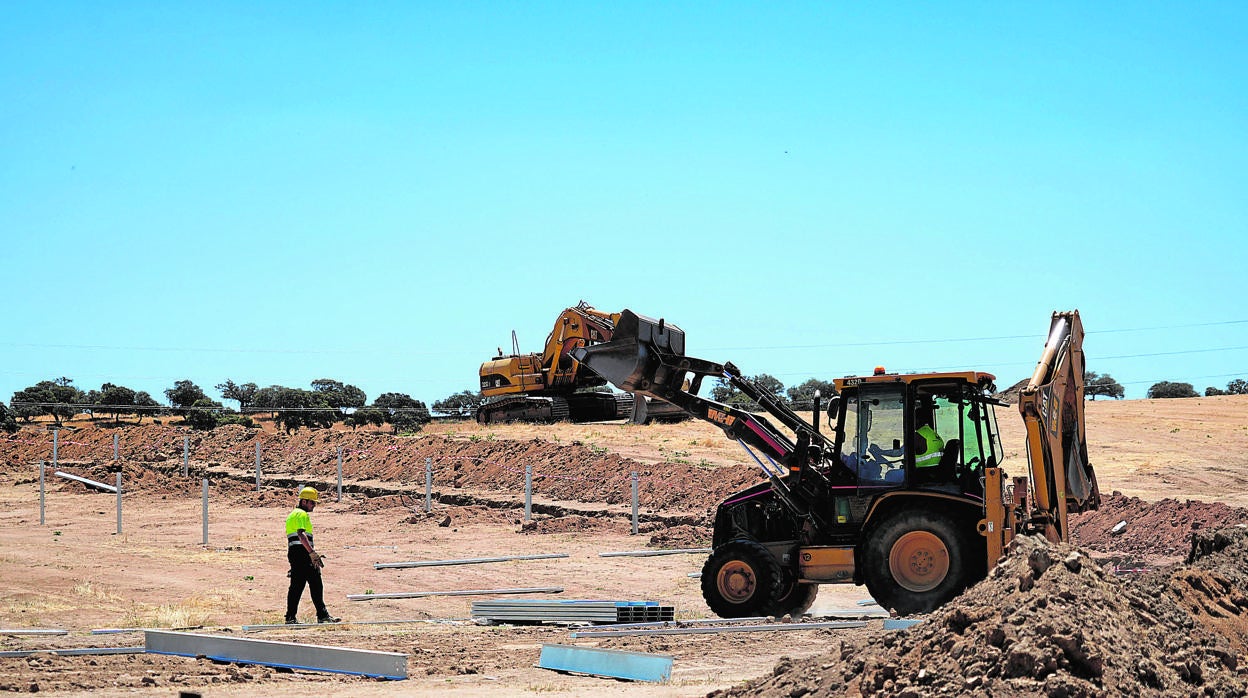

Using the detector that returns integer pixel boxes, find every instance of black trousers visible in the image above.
[286,546,328,620]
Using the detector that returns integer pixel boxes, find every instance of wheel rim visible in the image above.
[888,531,950,592]
[716,559,758,604]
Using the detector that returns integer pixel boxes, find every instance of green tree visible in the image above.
[165,380,208,415]
[0,402,17,433]
[1147,381,1198,399]
[272,388,337,433]
[433,390,484,416]
[215,380,259,412]
[374,392,430,433]
[11,378,86,427]
[252,385,286,418]
[1085,374,1125,400]
[133,391,160,424]
[786,378,838,408]
[186,398,223,430]
[345,408,386,430]
[1227,379,1248,395]
[710,378,738,403]
[93,383,139,423]
[1206,386,1227,396]
[311,378,367,410]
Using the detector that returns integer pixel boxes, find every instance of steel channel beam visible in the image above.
[145,631,406,680]
[538,644,673,683]
[598,548,711,557]
[570,621,868,638]
[1,628,69,636]
[242,619,441,632]
[348,586,563,601]
[0,647,143,658]
[374,553,569,570]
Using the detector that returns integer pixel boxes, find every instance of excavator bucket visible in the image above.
[572,310,686,396]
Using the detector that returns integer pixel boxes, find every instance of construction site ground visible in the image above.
[2,394,1248,696]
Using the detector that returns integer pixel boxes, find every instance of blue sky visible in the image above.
[2,2,1245,408]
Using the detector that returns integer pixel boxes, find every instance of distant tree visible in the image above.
[311,379,367,411]
[272,388,336,433]
[0,402,17,433]
[786,379,838,408]
[165,380,208,414]
[374,392,430,433]
[433,390,484,416]
[1227,379,1248,395]
[216,380,259,412]
[1206,386,1227,396]
[252,385,286,418]
[1147,381,1198,399]
[185,398,223,430]
[345,408,386,430]
[750,374,787,404]
[710,378,738,403]
[133,391,160,424]
[95,383,138,423]
[1085,374,1125,400]
[11,378,86,427]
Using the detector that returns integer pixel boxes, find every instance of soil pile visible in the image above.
[717,529,1248,697]
[1070,491,1248,564]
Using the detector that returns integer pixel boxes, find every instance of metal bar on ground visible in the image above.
[349,587,563,601]
[0,647,143,658]
[599,548,711,557]
[570,621,867,638]
[0,628,69,636]
[590,616,770,630]
[538,644,673,683]
[820,609,891,618]
[472,600,674,624]
[242,619,446,632]
[91,626,204,635]
[54,471,118,493]
[374,553,569,570]
[145,630,407,680]
[857,599,880,606]
[884,619,923,630]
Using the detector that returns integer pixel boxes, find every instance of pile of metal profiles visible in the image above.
[472,599,675,624]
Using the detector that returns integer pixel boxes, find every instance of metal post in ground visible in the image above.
[39,461,45,525]
[524,465,532,522]
[113,433,119,461]
[336,447,343,502]
[631,471,639,535]
[115,473,122,535]
[52,429,58,470]
[424,458,432,513]
[202,478,209,546]
[183,435,189,477]
[255,442,261,491]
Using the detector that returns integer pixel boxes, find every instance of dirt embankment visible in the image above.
[717,527,1248,697]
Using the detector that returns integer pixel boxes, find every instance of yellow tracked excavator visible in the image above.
[573,309,1099,615]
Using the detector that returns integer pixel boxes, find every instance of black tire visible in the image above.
[764,573,819,618]
[862,510,976,615]
[701,539,782,618]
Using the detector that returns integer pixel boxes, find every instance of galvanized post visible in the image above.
[337,447,343,502]
[183,435,189,477]
[52,429,58,469]
[255,442,261,491]
[524,465,532,522]
[39,461,45,525]
[631,471,639,535]
[113,433,119,460]
[115,472,122,535]
[424,458,432,513]
[202,478,209,546]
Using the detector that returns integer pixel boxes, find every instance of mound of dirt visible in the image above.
[1071,491,1248,563]
[717,529,1248,697]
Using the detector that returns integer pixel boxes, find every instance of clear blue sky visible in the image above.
[2,2,1245,408]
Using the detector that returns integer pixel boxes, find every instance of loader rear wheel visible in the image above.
[764,573,819,618]
[863,511,974,615]
[701,540,782,618]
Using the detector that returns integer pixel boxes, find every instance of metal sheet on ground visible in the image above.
[144,630,407,680]
[570,620,868,638]
[538,643,673,683]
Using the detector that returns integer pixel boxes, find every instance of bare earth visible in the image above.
[1,394,1247,696]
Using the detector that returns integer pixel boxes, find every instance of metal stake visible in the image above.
[113,433,119,460]
[255,442,261,491]
[39,461,45,525]
[115,473,122,535]
[183,435,189,477]
[52,429,58,469]
[631,471,639,535]
[424,458,432,512]
[336,447,343,502]
[524,465,532,522]
[202,478,209,545]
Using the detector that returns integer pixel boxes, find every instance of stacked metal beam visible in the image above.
[471,599,675,625]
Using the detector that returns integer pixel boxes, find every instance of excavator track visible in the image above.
[475,393,633,424]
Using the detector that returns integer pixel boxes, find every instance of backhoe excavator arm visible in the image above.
[1017,310,1101,542]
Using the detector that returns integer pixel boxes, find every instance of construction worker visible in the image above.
[914,424,945,469]
[285,486,340,624]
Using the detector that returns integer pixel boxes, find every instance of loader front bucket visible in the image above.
[572,310,686,396]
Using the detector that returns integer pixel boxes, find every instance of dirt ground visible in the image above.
[2,394,1247,696]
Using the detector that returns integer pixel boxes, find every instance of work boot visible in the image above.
[284,617,298,625]
[317,614,341,624]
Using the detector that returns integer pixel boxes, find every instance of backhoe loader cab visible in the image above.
[573,309,1097,617]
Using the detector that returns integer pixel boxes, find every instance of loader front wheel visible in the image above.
[764,572,819,618]
[701,540,782,618]
[863,511,974,615]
